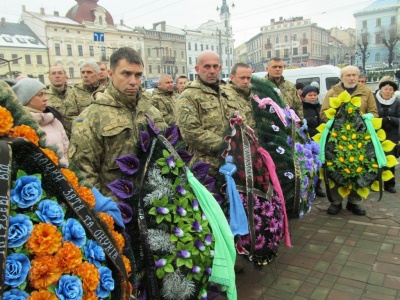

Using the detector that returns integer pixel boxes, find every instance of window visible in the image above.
[376,18,381,27]
[182,66,185,74]
[201,44,203,51]
[275,36,279,43]
[188,42,191,50]
[206,45,209,50]
[293,48,298,55]
[68,67,74,79]
[67,44,72,56]
[17,38,26,44]
[361,34,368,44]
[293,34,297,41]
[302,46,307,55]
[55,43,61,56]
[362,20,367,28]
[12,54,18,64]
[78,45,83,56]
[211,45,214,51]
[3,37,12,43]
[302,32,307,39]
[375,33,382,44]
[275,50,280,57]
[189,57,192,64]
[101,47,106,61]
[267,50,271,58]
[89,45,94,57]
[25,54,31,64]
[149,65,152,73]
[36,55,42,64]
[284,49,289,58]
[195,43,198,51]
[284,35,288,42]
[375,53,380,61]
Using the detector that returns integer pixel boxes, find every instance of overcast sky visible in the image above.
[1,0,375,46]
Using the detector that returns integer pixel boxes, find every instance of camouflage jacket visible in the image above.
[63,82,101,136]
[68,83,167,197]
[265,74,304,119]
[176,78,254,176]
[151,87,178,126]
[224,83,256,129]
[46,84,71,113]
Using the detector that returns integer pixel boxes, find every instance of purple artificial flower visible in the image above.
[177,250,191,259]
[201,290,208,300]
[192,220,202,232]
[156,207,170,215]
[254,195,261,210]
[205,234,212,245]
[268,238,279,250]
[305,160,313,173]
[202,213,207,220]
[213,193,223,205]
[254,214,262,231]
[287,136,293,147]
[107,179,134,199]
[266,218,280,233]
[194,240,205,251]
[155,259,167,268]
[177,150,194,164]
[176,206,187,217]
[192,162,210,181]
[146,116,160,136]
[140,131,151,153]
[192,199,199,211]
[191,266,201,274]
[166,156,176,169]
[255,234,266,250]
[172,226,184,237]
[204,268,212,276]
[176,185,186,196]
[164,125,180,146]
[116,202,133,224]
[261,201,275,218]
[203,176,216,192]
[295,143,304,153]
[115,154,140,175]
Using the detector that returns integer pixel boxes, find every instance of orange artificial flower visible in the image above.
[27,223,62,256]
[112,230,125,251]
[83,291,99,300]
[98,212,115,230]
[0,106,14,136]
[40,147,59,166]
[28,290,58,300]
[73,261,100,292]
[122,255,132,276]
[29,255,62,290]
[61,168,79,188]
[77,186,95,208]
[56,241,83,273]
[9,124,39,146]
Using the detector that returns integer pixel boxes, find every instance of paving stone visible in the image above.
[364,283,398,296]
[383,274,400,289]
[348,251,376,265]
[310,286,330,299]
[340,266,370,282]
[295,282,316,298]
[355,239,382,251]
[373,261,400,277]
[380,243,394,252]
[332,282,364,295]
[345,260,373,272]
[327,290,360,300]
[336,277,366,290]
[270,277,303,293]
[326,263,343,276]
[313,261,330,273]
[367,271,385,286]
[376,252,400,265]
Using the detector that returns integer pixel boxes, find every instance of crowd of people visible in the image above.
[2,46,400,299]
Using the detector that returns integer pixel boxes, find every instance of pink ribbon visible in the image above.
[257,147,292,248]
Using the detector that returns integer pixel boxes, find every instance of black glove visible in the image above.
[382,116,389,127]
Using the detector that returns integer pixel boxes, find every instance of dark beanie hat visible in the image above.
[378,76,398,91]
[302,85,319,98]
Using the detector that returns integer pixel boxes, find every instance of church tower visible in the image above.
[219,0,232,37]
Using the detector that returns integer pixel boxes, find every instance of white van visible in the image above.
[252,65,341,100]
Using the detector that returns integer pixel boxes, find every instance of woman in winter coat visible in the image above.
[12,78,69,166]
[374,76,400,193]
[302,85,326,197]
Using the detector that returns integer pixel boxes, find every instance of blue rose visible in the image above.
[84,239,105,267]
[36,199,65,226]
[55,275,83,300]
[5,253,30,288]
[11,175,42,208]
[96,266,115,298]
[3,289,29,300]
[8,214,33,248]
[62,218,87,248]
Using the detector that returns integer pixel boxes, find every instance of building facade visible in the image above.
[354,0,400,68]
[0,18,48,82]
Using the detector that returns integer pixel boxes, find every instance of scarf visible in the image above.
[376,91,397,106]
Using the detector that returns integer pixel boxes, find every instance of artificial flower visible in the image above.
[166,156,176,168]
[27,223,62,256]
[76,186,95,208]
[111,230,125,251]
[11,175,42,208]
[28,290,58,300]
[40,147,59,165]
[10,124,39,146]
[84,240,106,268]
[8,214,33,248]
[191,162,210,181]
[62,218,87,248]
[177,250,191,259]
[146,116,160,136]
[61,168,79,189]
[122,255,132,276]
[116,202,133,224]
[164,125,180,146]
[96,267,115,298]
[98,212,115,230]
[36,199,65,226]
[55,275,83,300]
[5,253,31,288]
[107,178,134,200]
[0,106,14,136]
[56,241,83,273]
[140,130,151,152]
[29,255,62,289]
[115,154,140,176]
[3,289,29,300]
[177,150,194,163]
[73,261,100,292]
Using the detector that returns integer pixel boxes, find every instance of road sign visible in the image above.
[94,32,105,42]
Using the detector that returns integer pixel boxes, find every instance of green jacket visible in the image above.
[46,84,71,113]
[265,74,304,119]
[176,78,254,176]
[224,83,256,129]
[320,82,378,122]
[68,83,167,197]
[151,87,178,126]
[63,82,101,136]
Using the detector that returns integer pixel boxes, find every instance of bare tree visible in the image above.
[357,32,370,71]
[382,25,400,67]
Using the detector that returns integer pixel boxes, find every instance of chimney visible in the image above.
[279,16,283,21]
[40,7,45,14]
[54,11,59,17]
[120,19,124,25]
[1,18,6,27]
[22,5,26,12]
[270,18,275,24]
[161,21,166,32]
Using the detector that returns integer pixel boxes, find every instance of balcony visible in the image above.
[163,56,176,64]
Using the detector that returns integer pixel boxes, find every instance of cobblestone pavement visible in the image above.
[218,163,400,300]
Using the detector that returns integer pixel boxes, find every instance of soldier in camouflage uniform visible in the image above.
[97,61,110,90]
[63,61,101,136]
[46,65,71,113]
[176,75,189,94]
[224,63,256,129]
[68,47,167,197]
[176,51,254,177]
[151,74,178,126]
[265,57,304,119]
